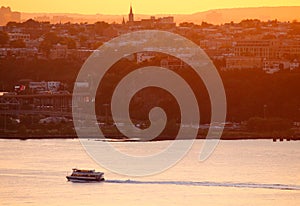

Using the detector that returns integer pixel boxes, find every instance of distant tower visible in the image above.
[128,5,134,22]
[122,17,125,25]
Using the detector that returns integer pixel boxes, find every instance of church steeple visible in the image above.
[129,4,134,22]
[122,17,125,25]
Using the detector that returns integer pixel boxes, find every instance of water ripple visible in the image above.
[105,179,300,191]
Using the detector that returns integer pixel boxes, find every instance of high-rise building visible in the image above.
[0,7,21,26]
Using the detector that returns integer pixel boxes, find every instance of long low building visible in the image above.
[225,56,262,70]
[0,93,73,111]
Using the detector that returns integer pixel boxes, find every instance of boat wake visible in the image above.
[105,179,300,191]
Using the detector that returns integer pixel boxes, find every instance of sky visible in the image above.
[1,0,300,14]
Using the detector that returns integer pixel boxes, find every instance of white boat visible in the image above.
[66,168,105,182]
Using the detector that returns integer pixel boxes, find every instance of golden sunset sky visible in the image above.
[2,0,300,14]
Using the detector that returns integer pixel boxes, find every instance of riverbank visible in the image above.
[1,131,299,141]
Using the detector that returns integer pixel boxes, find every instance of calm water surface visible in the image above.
[0,139,299,206]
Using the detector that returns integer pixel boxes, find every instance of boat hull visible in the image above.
[66,176,105,182]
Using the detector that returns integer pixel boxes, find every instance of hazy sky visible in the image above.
[2,0,300,14]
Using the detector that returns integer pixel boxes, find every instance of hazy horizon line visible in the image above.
[3,5,300,16]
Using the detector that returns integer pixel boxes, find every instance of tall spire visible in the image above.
[129,4,134,22]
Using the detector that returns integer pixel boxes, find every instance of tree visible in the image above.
[39,32,60,54]
[201,21,213,28]
[179,22,196,28]
[279,63,284,70]
[94,21,110,35]
[247,117,292,132]
[18,124,28,136]
[22,19,40,28]
[0,31,9,45]
[10,39,26,48]
[289,22,300,35]
[39,40,52,55]
[43,32,60,44]
[59,37,76,49]
[262,34,276,40]
[92,41,103,49]
[6,21,20,27]
[239,19,261,28]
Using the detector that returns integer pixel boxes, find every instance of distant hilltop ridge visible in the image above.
[1,6,300,25]
[176,6,300,24]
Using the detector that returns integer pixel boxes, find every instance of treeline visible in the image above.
[0,58,81,90]
[221,69,300,122]
[247,117,292,132]
[1,56,300,123]
[0,114,75,137]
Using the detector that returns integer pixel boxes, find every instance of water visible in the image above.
[0,139,299,205]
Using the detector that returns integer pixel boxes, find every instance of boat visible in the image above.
[66,168,105,182]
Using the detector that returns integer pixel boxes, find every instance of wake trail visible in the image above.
[105,179,300,191]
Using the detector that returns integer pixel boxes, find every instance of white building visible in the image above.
[290,59,299,70]
[49,44,68,59]
[29,81,48,92]
[263,59,299,73]
[8,32,30,42]
[47,81,61,92]
[225,56,262,70]
[29,81,61,93]
[136,52,155,63]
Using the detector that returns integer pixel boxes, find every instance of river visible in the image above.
[0,139,299,205]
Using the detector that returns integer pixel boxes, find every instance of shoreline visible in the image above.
[0,134,299,141]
